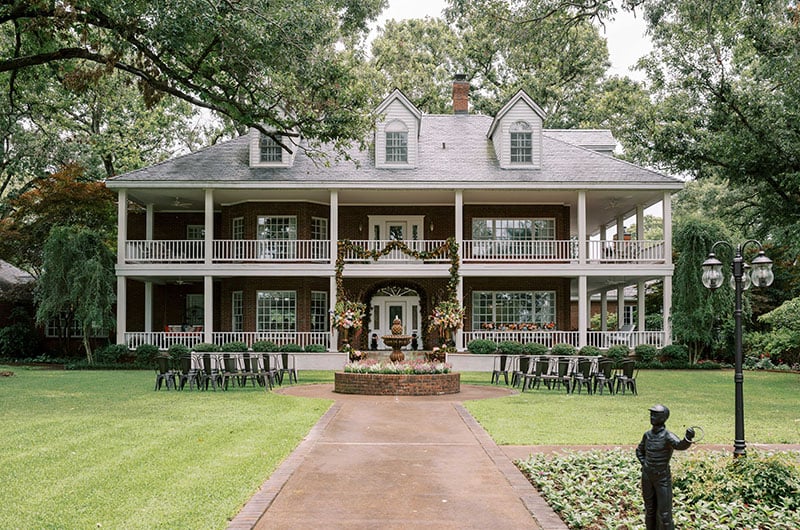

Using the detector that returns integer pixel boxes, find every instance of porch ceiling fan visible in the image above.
[171,196,192,208]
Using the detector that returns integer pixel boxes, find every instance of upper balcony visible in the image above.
[122,238,667,265]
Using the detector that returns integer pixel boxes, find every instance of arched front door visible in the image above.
[370,287,421,350]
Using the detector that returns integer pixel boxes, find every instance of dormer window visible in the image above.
[510,121,532,164]
[259,134,283,163]
[385,121,408,163]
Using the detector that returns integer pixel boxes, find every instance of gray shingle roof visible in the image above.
[107,115,680,188]
[0,260,33,286]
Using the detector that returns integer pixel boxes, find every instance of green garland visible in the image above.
[335,237,460,301]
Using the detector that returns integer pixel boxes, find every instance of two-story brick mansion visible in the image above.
[106,77,682,352]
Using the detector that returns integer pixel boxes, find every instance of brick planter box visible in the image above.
[334,372,461,395]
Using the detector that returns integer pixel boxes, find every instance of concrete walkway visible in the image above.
[228,384,567,530]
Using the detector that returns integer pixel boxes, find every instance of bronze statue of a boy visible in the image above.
[636,404,695,530]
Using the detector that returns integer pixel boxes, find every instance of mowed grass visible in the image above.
[462,369,800,445]
[0,368,332,530]
[1,367,798,528]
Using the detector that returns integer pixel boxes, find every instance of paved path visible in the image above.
[229,384,566,530]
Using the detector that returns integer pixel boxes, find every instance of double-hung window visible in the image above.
[232,291,243,332]
[472,218,555,259]
[311,291,329,332]
[257,216,297,260]
[385,120,409,164]
[257,291,296,332]
[472,291,556,330]
[259,134,283,163]
[510,121,532,164]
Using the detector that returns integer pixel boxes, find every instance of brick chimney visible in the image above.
[452,74,469,115]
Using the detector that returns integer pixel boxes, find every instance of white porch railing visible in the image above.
[124,239,666,265]
[125,240,204,263]
[212,332,330,349]
[213,240,329,262]
[124,331,331,351]
[463,330,665,350]
[462,240,575,262]
[342,240,450,263]
[587,240,666,263]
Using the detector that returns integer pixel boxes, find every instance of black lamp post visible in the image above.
[701,241,774,458]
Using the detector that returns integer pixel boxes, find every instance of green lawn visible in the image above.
[0,367,332,529]
[1,367,798,529]
[463,369,800,445]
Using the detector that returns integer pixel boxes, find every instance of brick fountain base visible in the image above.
[334,372,461,396]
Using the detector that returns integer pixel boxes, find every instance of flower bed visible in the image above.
[336,360,460,395]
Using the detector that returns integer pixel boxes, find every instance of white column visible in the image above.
[146,203,154,240]
[116,276,127,345]
[455,190,464,350]
[578,276,588,348]
[117,189,127,265]
[636,204,645,240]
[663,275,673,346]
[578,191,587,264]
[600,292,608,332]
[204,189,213,265]
[329,276,338,351]
[329,190,339,267]
[637,279,646,337]
[144,282,153,333]
[617,215,625,239]
[617,286,625,330]
[663,192,673,261]
[204,276,213,344]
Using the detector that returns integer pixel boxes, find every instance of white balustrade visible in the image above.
[587,240,665,263]
[125,240,204,263]
[342,240,450,263]
[213,240,329,262]
[125,331,331,351]
[463,330,665,350]
[462,240,575,262]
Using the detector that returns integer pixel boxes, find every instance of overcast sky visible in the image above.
[372,0,651,80]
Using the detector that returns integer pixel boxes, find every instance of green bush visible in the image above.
[135,344,160,367]
[497,340,523,355]
[748,329,800,367]
[251,340,280,352]
[304,344,327,352]
[578,345,601,356]
[95,344,130,364]
[279,343,303,353]
[606,344,630,361]
[221,341,248,352]
[551,343,576,356]
[167,343,191,361]
[0,320,40,359]
[635,344,658,363]
[192,342,221,352]
[522,342,549,355]
[467,339,497,354]
[660,344,689,363]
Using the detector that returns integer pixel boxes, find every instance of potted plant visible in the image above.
[428,299,465,349]
[330,299,366,345]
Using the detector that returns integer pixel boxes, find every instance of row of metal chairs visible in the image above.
[154,353,298,391]
[492,355,638,395]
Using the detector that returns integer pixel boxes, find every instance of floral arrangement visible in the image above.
[428,299,465,335]
[343,359,452,374]
[330,299,366,330]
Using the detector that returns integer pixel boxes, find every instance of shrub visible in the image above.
[279,343,303,353]
[251,340,280,352]
[497,340,523,355]
[635,344,658,363]
[660,344,689,363]
[167,343,191,361]
[304,344,327,352]
[221,341,248,352]
[606,344,630,362]
[95,344,130,364]
[578,345,601,356]
[192,342,221,352]
[467,339,497,354]
[135,344,160,367]
[0,320,40,360]
[522,342,549,355]
[551,343,576,356]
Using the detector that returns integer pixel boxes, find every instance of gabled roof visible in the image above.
[486,89,548,139]
[375,88,423,124]
[106,113,681,189]
[0,260,33,287]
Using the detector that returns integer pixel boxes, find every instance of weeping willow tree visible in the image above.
[671,216,741,364]
[35,226,116,363]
